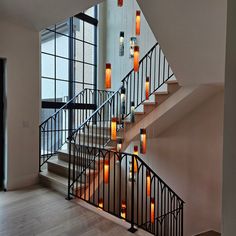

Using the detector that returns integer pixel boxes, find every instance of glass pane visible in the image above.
[84,64,94,85]
[56,19,69,36]
[84,22,95,44]
[56,35,69,58]
[75,83,83,95]
[84,43,94,64]
[85,6,95,18]
[41,78,55,100]
[41,54,55,78]
[56,80,69,101]
[75,62,83,83]
[41,30,55,54]
[56,57,69,80]
[75,40,83,61]
[73,17,83,40]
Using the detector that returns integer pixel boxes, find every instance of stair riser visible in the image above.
[155,94,169,104]
[167,83,180,94]
[58,152,97,169]
[144,105,156,114]
[48,162,96,183]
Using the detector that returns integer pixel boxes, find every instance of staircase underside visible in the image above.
[123,84,223,148]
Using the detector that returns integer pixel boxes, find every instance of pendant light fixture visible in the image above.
[121,200,127,219]
[151,198,155,223]
[104,160,109,184]
[118,0,123,7]
[136,11,141,36]
[147,170,151,197]
[105,63,111,89]
[111,117,117,140]
[121,86,126,115]
[140,128,147,154]
[119,32,125,56]
[98,198,103,208]
[145,77,150,100]
[134,46,139,72]
[130,101,135,123]
[117,139,122,152]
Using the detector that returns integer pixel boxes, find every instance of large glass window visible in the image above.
[41,6,98,122]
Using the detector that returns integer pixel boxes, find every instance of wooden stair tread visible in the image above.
[165,79,178,84]
[154,90,169,95]
[39,170,68,186]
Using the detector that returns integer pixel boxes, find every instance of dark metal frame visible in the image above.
[66,43,184,235]
[0,59,5,190]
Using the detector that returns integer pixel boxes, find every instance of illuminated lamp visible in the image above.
[145,77,150,100]
[151,198,155,223]
[117,139,122,152]
[136,11,141,35]
[118,0,123,7]
[98,198,103,208]
[140,128,147,154]
[130,101,135,123]
[104,160,109,184]
[111,117,117,140]
[147,170,151,197]
[134,46,139,72]
[119,32,124,56]
[121,200,127,219]
[105,63,111,89]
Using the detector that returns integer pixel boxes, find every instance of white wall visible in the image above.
[0,20,40,190]
[222,0,236,234]
[126,91,224,235]
[98,0,157,91]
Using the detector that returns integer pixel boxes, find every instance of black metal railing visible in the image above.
[39,88,114,170]
[66,43,184,235]
[68,146,184,235]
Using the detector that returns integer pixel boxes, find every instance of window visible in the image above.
[41,6,98,122]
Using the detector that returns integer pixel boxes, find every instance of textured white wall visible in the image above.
[126,91,224,235]
[0,20,40,189]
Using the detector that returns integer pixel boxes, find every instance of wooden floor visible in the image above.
[0,185,150,236]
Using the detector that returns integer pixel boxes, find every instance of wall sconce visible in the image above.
[104,160,109,184]
[121,200,127,219]
[111,117,117,140]
[118,0,123,7]
[121,86,126,115]
[147,170,151,197]
[133,145,138,173]
[130,37,137,58]
[130,101,135,123]
[136,11,141,36]
[140,128,147,154]
[134,46,140,72]
[117,139,122,152]
[98,198,103,209]
[151,198,155,223]
[145,77,150,100]
[105,63,111,89]
[119,32,124,56]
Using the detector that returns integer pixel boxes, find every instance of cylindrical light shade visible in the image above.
[147,170,151,197]
[121,87,126,115]
[104,160,109,184]
[140,128,147,154]
[118,0,123,7]
[119,32,124,56]
[145,77,150,100]
[133,145,138,173]
[134,46,139,72]
[130,101,135,123]
[151,198,155,223]
[136,11,141,35]
[121,200,126,218]
[117,139,122,152]
[105,63,111,89]
[98,198,103,208]
[111,117,117,140]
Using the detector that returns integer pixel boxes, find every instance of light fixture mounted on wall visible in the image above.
[130,37,137,58]
[145,77,150,100]
[111,117,117,140]
[147,170,151,197]
[121,86,126,115]
[118,0,123,7]
[130,101,135,123]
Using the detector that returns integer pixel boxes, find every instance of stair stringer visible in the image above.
[122,84,223,150]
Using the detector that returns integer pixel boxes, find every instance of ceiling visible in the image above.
[0,0,102,30]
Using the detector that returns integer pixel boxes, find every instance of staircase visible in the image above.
[39,43,184,236]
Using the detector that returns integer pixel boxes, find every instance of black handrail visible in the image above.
[39,88,114,170]
[67,42,184,235]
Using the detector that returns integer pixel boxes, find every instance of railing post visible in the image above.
[66,138,73,200]
[39,126,41,172]
[128,155,137,233]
